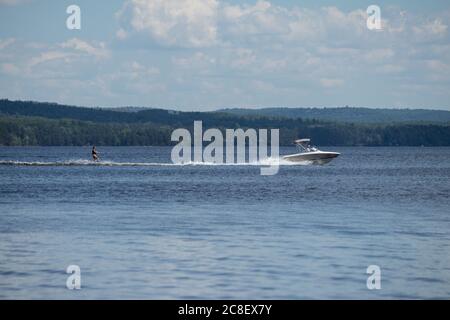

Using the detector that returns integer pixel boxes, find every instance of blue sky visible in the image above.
[1,0,449,110]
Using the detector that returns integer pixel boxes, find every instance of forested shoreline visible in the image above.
[1,100,450,146]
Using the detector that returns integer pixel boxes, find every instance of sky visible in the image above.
[0,0,449,111]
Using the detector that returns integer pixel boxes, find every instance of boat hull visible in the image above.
[282,151,340,165]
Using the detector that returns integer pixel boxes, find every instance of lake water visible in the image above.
[0,146,449,299]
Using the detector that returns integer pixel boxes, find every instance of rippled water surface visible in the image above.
[0,146,449,299]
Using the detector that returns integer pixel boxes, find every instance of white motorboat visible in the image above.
[283,139,340,164]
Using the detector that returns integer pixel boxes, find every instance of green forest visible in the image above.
[1,99,450,146]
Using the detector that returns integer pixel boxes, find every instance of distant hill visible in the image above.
[218,107,450,124]
[3,100,449,125]
[1,99,450,146]
[0,99,259,126]
[105,106,152,113]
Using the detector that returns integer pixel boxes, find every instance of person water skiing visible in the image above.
[92,146,99,161]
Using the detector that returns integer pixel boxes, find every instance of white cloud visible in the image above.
[222,0,289,38]
[223,0,272,20]
[223,5,367,44]
[116,28,128,40]
[5,39,110,80]
[29,51,72,67]
[122,0,219,47]
[117,1,448,54]
[129,61,160,78]
[60,38,109,59]
[413,19,448,38]
[172,52,216,68]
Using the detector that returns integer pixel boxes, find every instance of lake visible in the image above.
[0,146,449,299]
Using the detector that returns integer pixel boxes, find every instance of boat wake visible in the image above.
[0,158,311,167]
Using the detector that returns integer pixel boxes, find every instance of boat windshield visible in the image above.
[295,141,318,153]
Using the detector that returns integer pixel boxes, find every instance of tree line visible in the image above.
[1,114,449,146]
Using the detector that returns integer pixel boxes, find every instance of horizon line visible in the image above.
[1,98,450,113]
